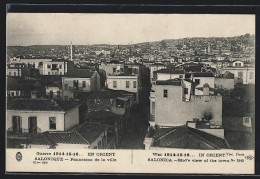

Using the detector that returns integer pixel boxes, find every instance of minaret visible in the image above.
[70,41,73,61]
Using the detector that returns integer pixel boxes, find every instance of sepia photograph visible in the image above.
[5,12,255,174]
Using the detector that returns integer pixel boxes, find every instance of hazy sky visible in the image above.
[6,13,255,46]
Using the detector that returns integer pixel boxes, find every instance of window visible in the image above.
[64,84,68,90]
[126,81,130,88]
[195,79,200,84]
[47,64,51,69]
[82,81,86,87]
[249,72,253,79]
[184,88,188,94]
[60,72,62,75]
[133,81,137,88]
[163,90,168,98]
[48,72,50,75]
[14,72,16,76]
[49,117,56,130]
[11,92,15,96]
[238,72,243,78]
[179,75,183,79]
[16,91,19,96]
[245,118,250,123]
[113,81,117,88]
[59,65,62,68]
[9,72,11,76]
[120,68,124,72]
[113,68,116,73]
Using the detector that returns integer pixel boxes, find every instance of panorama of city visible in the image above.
[6,14,255,150]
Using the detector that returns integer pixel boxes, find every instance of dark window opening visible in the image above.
[195,79,200,84]
[163,90,168,98]
[49,117,56,130]
[184,88,188,94]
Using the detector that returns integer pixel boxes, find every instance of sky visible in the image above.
[6,13,255,46]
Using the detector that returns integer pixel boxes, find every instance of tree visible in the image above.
[202,111,213,122]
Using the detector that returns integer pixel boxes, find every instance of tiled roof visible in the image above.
[156,79,182,86]
[26,122,107,146]
[74,122,107,143]
[152,126,229,149]
[64,69,95,78]
[26,131,88,145]
[7,98,80,111]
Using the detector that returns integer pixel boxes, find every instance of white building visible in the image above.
[62,70,101,100]
[106,74,139,103]
[6,98,80,134]
[149,63,166,82]
[39,60,74,75]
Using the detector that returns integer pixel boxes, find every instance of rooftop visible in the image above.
[64,69,95,78]
[156,78,182,86]
[152,126,229,149]
[26,122,107,146]
[154,69,185,74]
[7,98,80,111]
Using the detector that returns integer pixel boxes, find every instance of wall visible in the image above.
[89,130,107,149]
[193,77,215,88]
[99,63,124,75]
[107,76,138,93]
[62,77,92,92]
[154,85,222,126]
[90,71,101,91]
[42,61,66,75]
[6,68,22,77]
[64,106,79,131]
[214,78,235,90]
[182,80,192,101]
[157,73,184,81]
[150,66,166,82]
[221,68,255,84]
[6,110,65,133]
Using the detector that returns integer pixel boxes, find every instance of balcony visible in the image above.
[69,86,83,92]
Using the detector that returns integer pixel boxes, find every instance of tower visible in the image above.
[70,41,73,61]
[208,43,211,53]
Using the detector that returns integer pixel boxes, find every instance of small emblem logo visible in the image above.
[16,152,22,162]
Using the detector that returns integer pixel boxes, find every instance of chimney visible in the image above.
[203,83,210,96]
